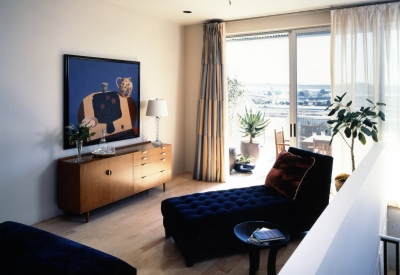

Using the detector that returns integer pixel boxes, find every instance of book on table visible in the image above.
[252,227,285,242]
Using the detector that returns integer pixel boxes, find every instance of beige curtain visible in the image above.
[193,22,226,182]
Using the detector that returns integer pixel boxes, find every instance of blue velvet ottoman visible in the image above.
[161,147,333,266]
[0,221,137,275]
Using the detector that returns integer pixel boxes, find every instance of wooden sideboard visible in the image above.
[57,142,172,222]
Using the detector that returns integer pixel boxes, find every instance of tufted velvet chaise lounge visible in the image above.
[161,147,333,267]
[0,221,137,274]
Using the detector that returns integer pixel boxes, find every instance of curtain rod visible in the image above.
[331,0,398,9]
[224,0,399,23]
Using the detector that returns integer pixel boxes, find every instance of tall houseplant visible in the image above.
[237,107,270,162]
[325,93,385,171]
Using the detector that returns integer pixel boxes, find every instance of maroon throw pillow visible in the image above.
[265,150,315,199]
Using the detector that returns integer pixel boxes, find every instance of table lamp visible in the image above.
[146,98,168,147]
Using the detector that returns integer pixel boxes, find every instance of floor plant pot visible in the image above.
[240,141,260,162]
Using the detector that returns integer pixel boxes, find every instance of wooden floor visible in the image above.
[34,171,306,275]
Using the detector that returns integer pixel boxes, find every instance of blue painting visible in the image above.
[63,55,140,149]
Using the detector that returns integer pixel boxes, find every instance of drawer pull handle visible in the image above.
[106,170,112,176]
[142,150,147,154]
[142,176,147,179]
[161,152,166,155]
[161,146,166,149]
[161,170,166,173]
[142,163,147,166]
[142,157,147,160]
[161,158,166,161]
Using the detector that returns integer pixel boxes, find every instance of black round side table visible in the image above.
[234,221,290,275]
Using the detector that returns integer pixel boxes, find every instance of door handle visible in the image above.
[294,123,296,137]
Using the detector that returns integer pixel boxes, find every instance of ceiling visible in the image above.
[102,0,387,25]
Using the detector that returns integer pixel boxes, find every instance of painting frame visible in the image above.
[63,54,140,149]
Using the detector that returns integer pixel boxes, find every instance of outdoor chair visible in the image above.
[313,137,332,156]
[274,127,290,158]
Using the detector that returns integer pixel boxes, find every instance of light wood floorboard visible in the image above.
[34,171,305,275]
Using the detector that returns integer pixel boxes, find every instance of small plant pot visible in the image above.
[335,173,350,192]
[233,162,256,173]
[240,141,260,163]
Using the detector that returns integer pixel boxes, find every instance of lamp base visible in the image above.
[152,139,163,148]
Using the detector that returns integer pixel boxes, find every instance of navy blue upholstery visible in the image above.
[0,221,137,275]
[161,147,333,266]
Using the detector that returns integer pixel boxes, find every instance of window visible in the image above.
[227,27,331,153]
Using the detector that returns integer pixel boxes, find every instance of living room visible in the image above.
[1,0,399,274]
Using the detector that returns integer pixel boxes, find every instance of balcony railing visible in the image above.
[380,234,400,275]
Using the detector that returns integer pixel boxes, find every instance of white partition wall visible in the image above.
[280,143,388,275]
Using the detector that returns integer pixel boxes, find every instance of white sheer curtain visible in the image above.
[331,3,400,206]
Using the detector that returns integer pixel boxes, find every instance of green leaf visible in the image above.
[377,102,386,106]
[361,126,372,136]
[350,120,358,129]
[346,101,352,107]
[365,110,376,116]
[363,118,373,127]
[372,130,378,142]
[344,127,351,138]
[328,109,336,116]
[366,98,373,104]
[334,98,339,102]
[378,111,385,121]
[327,120,337,124]
[333,121,342,132]
[338,109,346,117]
[353,129,358,138]
[344,112,353,123]
[358,132,366,145]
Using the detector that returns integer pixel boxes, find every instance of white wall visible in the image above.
[0,0,185,225]
[280,143,388,275]
[183,10,331,173]
[184,24,203,174]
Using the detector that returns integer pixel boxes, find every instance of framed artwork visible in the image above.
[63,54,140,149]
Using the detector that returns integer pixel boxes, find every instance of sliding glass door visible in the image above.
[226,27,331,157]
[226,33,290,157]
[293,29,331,150]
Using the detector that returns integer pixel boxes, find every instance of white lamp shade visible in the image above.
[146,99,168,117]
